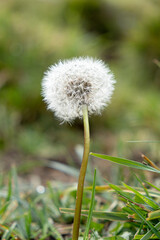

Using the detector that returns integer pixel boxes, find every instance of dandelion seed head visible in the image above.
[42,57,116,122]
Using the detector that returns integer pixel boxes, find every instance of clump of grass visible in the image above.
[1,152,160,240]
[0,167,68,240]
[61,154,160,239]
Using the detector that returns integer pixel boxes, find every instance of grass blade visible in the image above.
[129,203,160,239]
[107,183,138,205]
[126,140,160,143]
[140,222,160,240]
[122,182,159,210]
[48,221,63,240]
[1,222,17,240]
[147,209,160,220]
[90,153,160,174]
[6,171,12,202]
[85,185,160,198]
[25,211,32,239]
[60,208,129,221]
[12,167,20,200]
[144,181,160,191]
[134,174,149,197]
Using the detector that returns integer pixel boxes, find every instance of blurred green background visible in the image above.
[0,0,160,181]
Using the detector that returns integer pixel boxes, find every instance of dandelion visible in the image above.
[42,57,115,122]
[42,57,116,240]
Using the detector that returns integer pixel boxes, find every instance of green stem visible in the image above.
[72,105,90,240]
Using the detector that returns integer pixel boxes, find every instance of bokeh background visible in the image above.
[0,0,160,184]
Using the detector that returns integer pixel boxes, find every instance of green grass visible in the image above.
[1,160,160,239]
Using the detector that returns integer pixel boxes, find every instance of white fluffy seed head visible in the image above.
[42,57,116,122]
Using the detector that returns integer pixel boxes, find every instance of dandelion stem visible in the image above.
[72,105,90,240]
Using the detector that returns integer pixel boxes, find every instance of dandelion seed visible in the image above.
[42,57,115,122]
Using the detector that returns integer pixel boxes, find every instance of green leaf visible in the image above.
[134,174,149,197]
[126,140,160,143]
[6,171,12,201]
[0,202,10,217]
[144,181,160,191]
[129,203,160,239]
[103,237,125,240]
[134,235,158,239]
[12,167,20,200]
[90,153,160,174]
[84,169,96,240]
[108,183,137,204]
[86,185,160,198]
[147,210,160,220]
[122,182,159,210]
[25,211,32,239]
[140,222,160,240]
[60,208,129,221]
